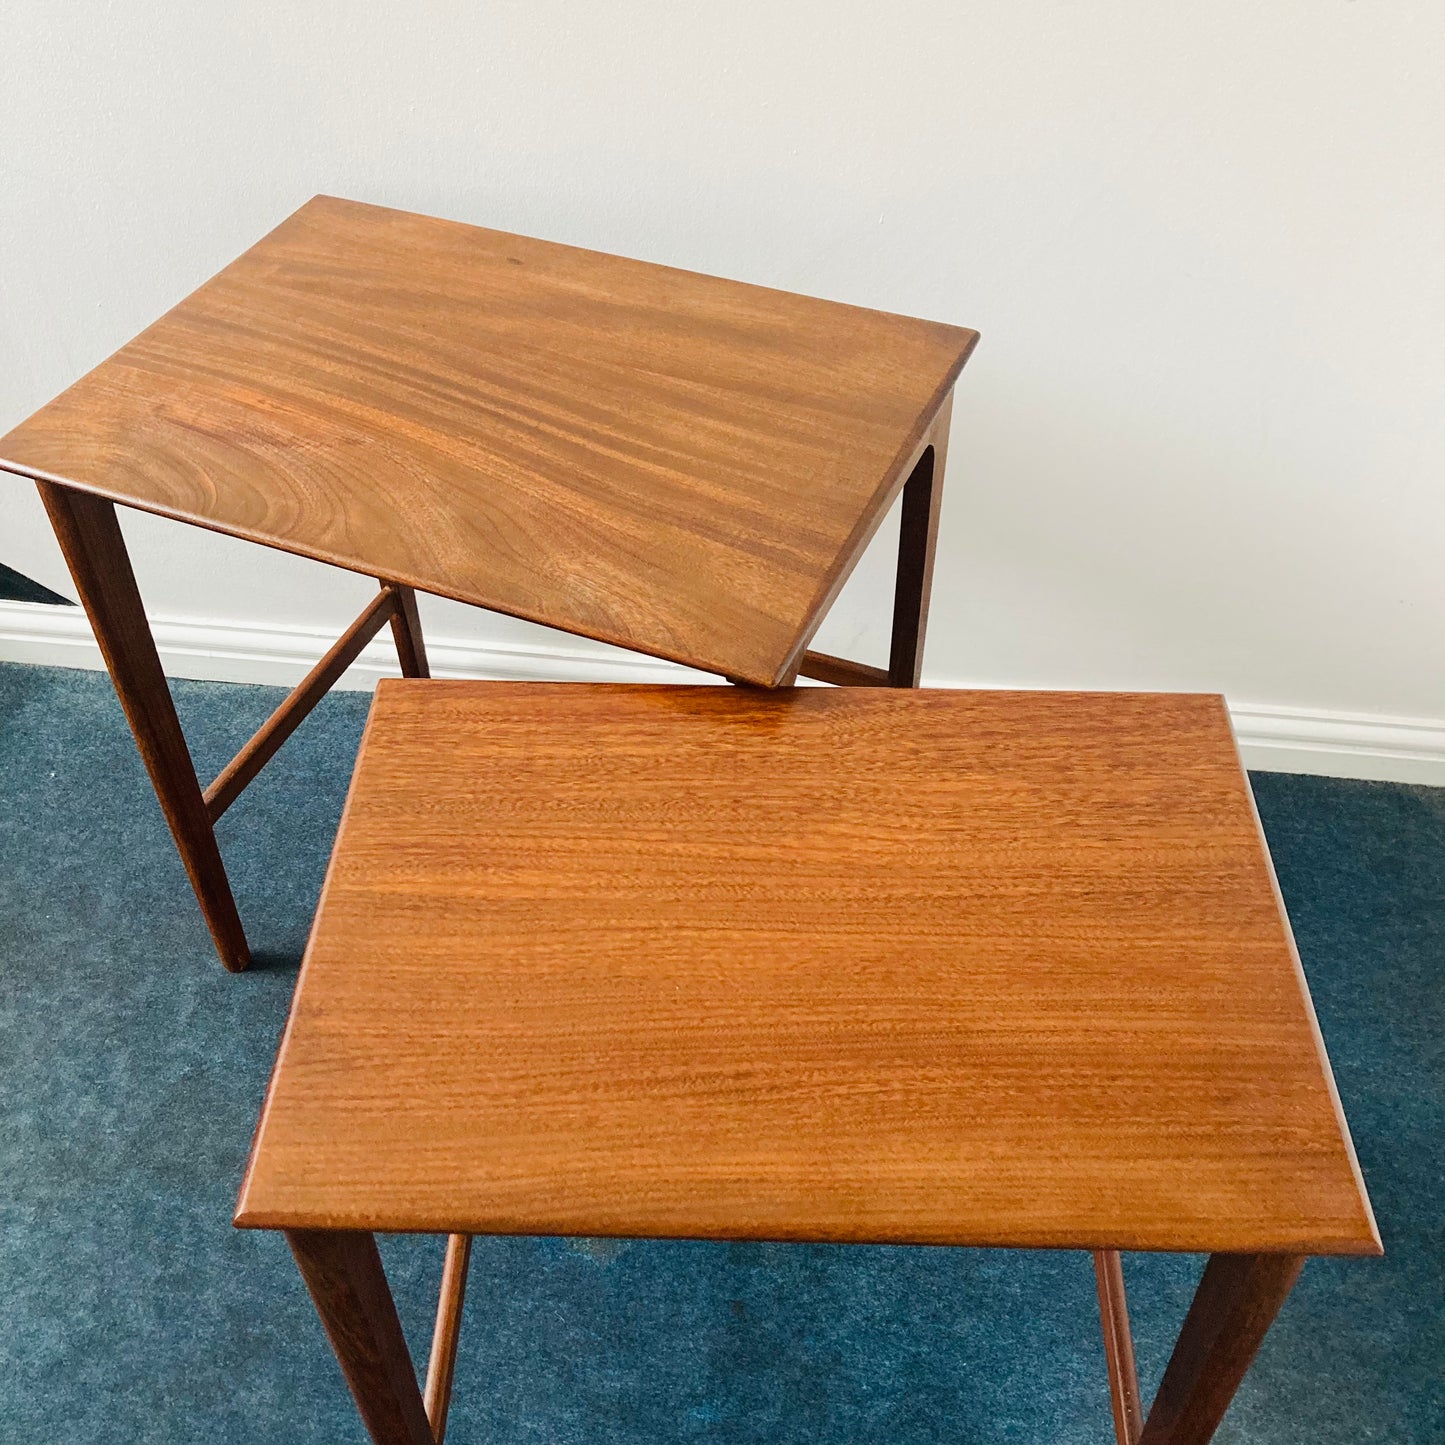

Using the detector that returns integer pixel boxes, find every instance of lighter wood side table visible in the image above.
[235,682,1379,1445]
[0,196,977,971]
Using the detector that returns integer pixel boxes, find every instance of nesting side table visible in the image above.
[0,195,978,971]
[236,682,1379,1445]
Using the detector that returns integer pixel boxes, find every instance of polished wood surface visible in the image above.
[1137,1253,1304,1445]
[236,684,1377,1254]
[1095,1250,1143,1445]
[38,481,251,972]
[0,196,977,686]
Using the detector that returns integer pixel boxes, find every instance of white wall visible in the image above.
[4,2,1443,778]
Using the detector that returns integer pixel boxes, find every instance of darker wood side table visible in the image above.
[235,682,1379,1445]
[0,196,978,971]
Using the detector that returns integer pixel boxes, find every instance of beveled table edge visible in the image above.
[0,194,981,687]
[233,682,1381,1259]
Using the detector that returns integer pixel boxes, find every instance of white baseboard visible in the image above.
[2,598,1441,786]
[0,596,714,688]
[1226,702,1445,785]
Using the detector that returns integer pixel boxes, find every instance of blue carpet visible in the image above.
[0,562,72,606]
[0,661,1440,1443]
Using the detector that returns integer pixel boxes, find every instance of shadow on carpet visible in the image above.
[0,661,1440,1443]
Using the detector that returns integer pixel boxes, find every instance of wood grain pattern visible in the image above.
[235,684,1378,1254]
[37,481,251,972]
[0,195,977,686]
[286,1229,433,1445]
[1137,1252,1304,1445]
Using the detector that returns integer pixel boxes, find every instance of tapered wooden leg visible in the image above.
[1094,1250,1143,1445]
[1137,1253,1304,1445]
[37,482,250,972]
[423,1233,473,1442]
[386,583,430,678]
[287,1230,434,1445]
[887,398,952,687]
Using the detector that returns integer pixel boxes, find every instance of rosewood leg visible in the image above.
[887,402,952,688]
[286,1230,433,1445]
[1138,1252,1304,1445]
[36,482,251,972]
[386,582,430,678]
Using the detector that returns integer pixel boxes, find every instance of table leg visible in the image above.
[423,1233,473,1441]
[286,1229,434,1445]
[385,582,430,678]
[36,481,251,972]
[1138,1252,1304,1445]
[887,398,952,687]
[1094,1249,1143,1444]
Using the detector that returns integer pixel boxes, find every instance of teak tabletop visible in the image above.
[2,195,976,973]
[0,195,976,686]
[236,684,1377,1445]
[237,683,1374,1254]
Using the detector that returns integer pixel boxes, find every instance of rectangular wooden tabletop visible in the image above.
[235,684,1378,1256]
[0,196,976,685]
